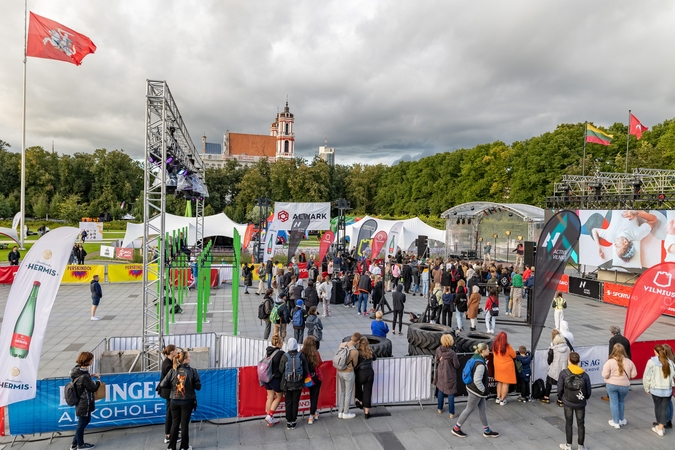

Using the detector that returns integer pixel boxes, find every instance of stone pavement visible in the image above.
[1,275,675,449]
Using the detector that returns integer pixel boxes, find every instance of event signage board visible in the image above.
[0,266,19,285]
[0,227,80,407]
[624,262,675,343]
[603,282,632,307]
[79,222,103,241]
[263,228,278,263]
[7,369,237,435]
[578,209,673,271]
[568,276,601,299]
[108,264,157,283]
[387,222,403,255]
[557,274,569,293]
[533,345,607,386]
[272,202,330,231]
[61,265,105,284]
[115,248,134,260]
[99,245,115,258]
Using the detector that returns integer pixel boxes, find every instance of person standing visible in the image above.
[602,343,637,428]
[492,332,517,405]
[90,275,102,321]
[371,275,383,312]
[452,343,499,438]
[303,280,319,310]
[371,311,389,337]
[552,291,567,330]
[291,300,306,344]
[510,269,524,318]
[421,265,430,298]
[391,263,401,291]
[357,271,372,316]
[256,263,266,295]
[69,352,101,450]
[261,289,274,340]
[262,335,285,427]
[484,288,499,334]
[392,284,406,335]
[242,263,253,294]
[354,336,377,419]
[317,275,332,317]
[304,306,323,350]
[467,286,481,331]
[80,229,88,244]
[8,246,20,265]
[160,350,201,450]
[557,352,592,450]
[514,241,524,267]
[272,294,290,341]
[76,244,87,265]
[301,336,323,424]
[159,345,178,444]
[265,259,273,289]
[601,325,632,401]
[336,332,360,419]
[188,258,198,290]
[643,344,675,437]
[483,242,492,262]
[279,338,308,429]
[434,334,460,418]
[455,280,468,331]
[411,263,420,296]
[541,334,569,404]
[440,286,454,327]
[516,346,532,401]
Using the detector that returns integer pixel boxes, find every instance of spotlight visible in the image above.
[456,218,460,225]
[470,206,475,211]
[468,218,472,225]
[462,218,466,225]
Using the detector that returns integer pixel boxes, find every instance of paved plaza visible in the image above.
[1,272,675,449]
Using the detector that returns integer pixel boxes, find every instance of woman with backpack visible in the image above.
[305,306,323,350]
[160,350,201,450]
[261,335,285,427]
[484,288,499,334]
[643,344,675,436]
[69,352,101,450]
[354,336,377,419]
[492,332,517,405]
[301,336,323,424]
[467,285,481,331]
[541,334,569,405]
[292,300,307,343]
[279,338,309,429]
[455,280,468,332]
[440,286,454,327]
[602,343,637,428]
[434,334,460,418]
[159,345,178,444]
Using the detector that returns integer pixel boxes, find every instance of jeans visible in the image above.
[413,283,421,294]
[456,312,464,330]
[284,389,302,423]
[169,400,193,450]
[263,320,272,340]
[392,310,404,333]
[564,407,585,446]
[422,280,429,297]
[606,383,629,423]
[485,312,496,332]
[267,272,272,289]
[337,371,355,414]
[504,299,511,315]
[71,414,91,447]
[293,328,304,344]
[668,397,673,422]
[437,390,455,414]
[357,293,368,313]
[456,393,488,427]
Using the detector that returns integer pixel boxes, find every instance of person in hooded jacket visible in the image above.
[279,338,309,429]
[541,334,569,404]
[516,345,532,401]
[440,286,454,327]
[159,345,178,444]
[557,352,592,450]
[434,334,460,418]
[69,352,101,450]
[242,263,253,294]
[272,293,290,340]
[304,306,323,350]
[371,275,384,311]
[560,320,575,348]
[392,284,406,335]
[263,335,285,427]
[467,286,481,331]
[303,281,319,309]
[160,350,201,450]
[643,344,675,437]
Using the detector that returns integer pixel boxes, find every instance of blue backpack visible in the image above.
[292,308,304,327]
[462,357,478,385]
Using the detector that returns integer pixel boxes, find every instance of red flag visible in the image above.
[242,224,255,249]
[318,231,334,266]
[370,231,388,262]
[624,262,675,343]
[26,12,96,66]
[629,113,648,140]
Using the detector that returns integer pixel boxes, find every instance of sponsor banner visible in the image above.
[318,231,334,265]
[0,266,19,285]
[79,222,103,241]
[272,202,331,231]
[630,339,675,379]
[115,248,134,261]
[387,222,403,255]
[237,362,337,417]
[568,276,602,299]
[624,262,675,343]
[557,274,569,293]
[263,228,278,263]
[11,212,21,231]
[99,245,115,258]
[533,345,607,386]
[288,215,311,261]
[108,264,158,283]
[242,223,255,249]
[297,262,308,279]
[370,231,387,261]
[61,265,105,284]
[356,219,378,258]
[603,281,631,307]
[0,227,80,407]
[7,369,237,435]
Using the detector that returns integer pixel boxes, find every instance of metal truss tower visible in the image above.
[143,80,204,371]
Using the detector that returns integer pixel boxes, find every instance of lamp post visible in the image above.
[478,237,483,259]
[255,197,271,263]
[493,234,498,261]
[505,230,511,262]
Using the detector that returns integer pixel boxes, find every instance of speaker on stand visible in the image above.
[417,235,428,259]
[524,241,536,267]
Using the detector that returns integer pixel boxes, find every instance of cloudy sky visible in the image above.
[1,1,674,165]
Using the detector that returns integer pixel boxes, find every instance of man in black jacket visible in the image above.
[8,246,20,265]
[90,275,103,321]
[392,284,406,334]
[557,352,592,450]
[401,262,412,293]
[357,271,372,315]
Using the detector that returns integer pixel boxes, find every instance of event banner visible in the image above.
[272,202,330,231]
[99,245,115,258]
[387,222,403,255]
[79,222,103,241]
[287,215,311,261]
[263,228,277,263]
[533,345,607,386]
[356,219,378,257]
[115,248,134,260]
[370,231,388,261]
[532,210,581,352]
[318,231,334,265]
[61,265,105,284]
[557,274,569,293]
[0,227,80,407]
[578,209,674,271]
[7,369,237,435]
[624,262,675,343]
[603,282,632,307]
[0,266,20,285]
[108,264,158,283]
[568,276,602,299]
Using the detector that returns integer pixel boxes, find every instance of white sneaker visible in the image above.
[608,420,620,429]
[500,399,508,406]
[652,426,664,436]
[618,419,627,426]
[338,412,344,419]
[90,316,100,321]
[342,413,356,419]
[495,398,501,404]
[559,444,571,450]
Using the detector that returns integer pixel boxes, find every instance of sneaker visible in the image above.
[163,437,170,444]
[495,398,501,404]
[308,416,314,425]
[338,412,344,419]
[540,398,550,404]
[483,430,499,438]
[608,420,620,429]
[517,397,526,402]
[265,415,274,427]
[90,316,100,321]
[313,413,319,421]
[559,445,571,450]
[451,427,467,438]
[77,445,96,450]
[652,426,664,436]
[500,399,507,406]
[667,420,673,429]
[70,446,77,450]
[619,419,627,426]
[557,399,563,407]
[437,409,443,414]
[271,417,280,424]
[182,447,192,450]
[342,413,356,419]
[448,413,456,419]
[577,446,587,450]
[286,422,296,430]
[357,312,361,315]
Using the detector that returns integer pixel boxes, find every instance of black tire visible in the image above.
[454,331,494,353]
[342,334,392,357]
[406,323,454,355]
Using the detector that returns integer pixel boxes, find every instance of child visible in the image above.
[516,345,532,402]
[291,300,306,343]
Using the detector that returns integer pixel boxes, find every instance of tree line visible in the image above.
[2,117,675,224]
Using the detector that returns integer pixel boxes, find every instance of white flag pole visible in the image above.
[20,0,27,249]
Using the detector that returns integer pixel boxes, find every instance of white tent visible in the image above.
[0,227,19,245]
[344,216,444,252]
[122,213,248,248]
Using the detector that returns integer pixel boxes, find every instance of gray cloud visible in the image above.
[1,1,673,165]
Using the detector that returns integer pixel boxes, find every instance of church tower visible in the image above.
[274,101,295,159]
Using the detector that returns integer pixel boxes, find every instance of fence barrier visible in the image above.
[219,335,267,368]
[372,356,433,405]
[163,332,218,368]
[90,338,107,375]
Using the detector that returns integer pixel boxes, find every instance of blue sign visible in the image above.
[8,368,237,435]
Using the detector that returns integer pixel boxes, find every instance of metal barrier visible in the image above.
[219,335,267,368]
[164,332,218,367]
[372,355,433,406]
[108,336,145,351]
[90,338,107,375]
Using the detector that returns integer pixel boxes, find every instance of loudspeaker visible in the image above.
[417,235,428,257]
[524,241,536,267]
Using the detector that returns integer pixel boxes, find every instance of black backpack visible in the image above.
[257,298,272,321]
[64,377,81,406]
[563,370,585,405]
[531,378,545,399]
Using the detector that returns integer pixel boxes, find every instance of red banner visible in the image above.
[630,339,675,379]
[297,262,308,279]
[370,231,388,261]
[0,266,19,284]
[237,362,337,417]
[318,231,334,265]
[243,224,255,249]
[603,282,632,307]
[115,248,134,261]
[624,262,675,343]
[556,274,569,293]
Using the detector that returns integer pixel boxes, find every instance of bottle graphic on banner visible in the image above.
[10,281,41,358]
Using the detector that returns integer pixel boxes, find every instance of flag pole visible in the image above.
[20,0,27,249]
[625,110,631,174]
[582,122,587,176]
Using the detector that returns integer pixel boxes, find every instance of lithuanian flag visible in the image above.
[586,124,613,146]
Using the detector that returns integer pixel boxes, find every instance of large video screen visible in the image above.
[578,209,675,271]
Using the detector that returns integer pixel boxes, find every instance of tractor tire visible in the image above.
[454,331,494,353]
[342,334,392,358]
[406,323,454,355]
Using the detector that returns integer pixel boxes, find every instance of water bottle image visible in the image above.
[10,281,41,358]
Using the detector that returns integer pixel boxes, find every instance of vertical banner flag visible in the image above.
[288,216,311,262]
[356,219,378,257]
[531,211,581,353]
[11,212,21,231]
[387,222,403,256]
[629,113,648,140]
[370,231,388,261]
[242,224,255,250]
[624,262,675,343]
[27,13,97,66]
[263,228,278,263]
[318,231,334,265]
[0,227,80,407]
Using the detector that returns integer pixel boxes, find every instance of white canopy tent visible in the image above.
[344,216,445,252]
[122,213,248,248]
